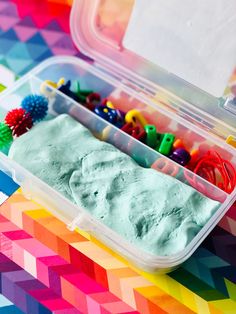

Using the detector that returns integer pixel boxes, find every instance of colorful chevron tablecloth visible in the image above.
[0,1,236,313]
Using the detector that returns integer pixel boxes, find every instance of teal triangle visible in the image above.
[20,61,37,76]
[200,256,229,268]
[7,42,31,60]
[0,57,10,69]
[183,258,201,277]
[6,57,32,75]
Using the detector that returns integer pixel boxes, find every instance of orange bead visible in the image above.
[190,149,199,159]
[189,149,199,167]
[173,139,185,149]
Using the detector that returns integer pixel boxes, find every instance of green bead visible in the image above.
[145,125,157,148]
[156,133,164,150]
[0,122,13,149]
[76,82,93,97]
[77,94,87,103]
[158,133,175,156]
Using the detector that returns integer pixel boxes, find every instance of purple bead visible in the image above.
[170,148,191,166]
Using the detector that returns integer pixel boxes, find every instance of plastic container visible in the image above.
[0,0,236,273]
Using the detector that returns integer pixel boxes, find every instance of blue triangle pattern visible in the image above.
[45,20,62,32]
[34,49,53,62]
[52,34,75,50]
[26,33,47,46]
[17,16,36,28]
[0,38,18,53]
[26,43,48,60]
[0,28,18,41]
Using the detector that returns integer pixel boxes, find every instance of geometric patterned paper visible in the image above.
[0,171,19,205]
[0,250,82,314]
[0,0,236,313]
[1,190,236,314]
[0,208,138,314]
[0,0,89,77]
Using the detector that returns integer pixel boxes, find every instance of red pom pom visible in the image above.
[5,108,33,137]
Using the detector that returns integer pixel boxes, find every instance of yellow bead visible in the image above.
[125,109,147,128]
[40,77,65,98]
[226,135,236,148]
[106,101,115,109]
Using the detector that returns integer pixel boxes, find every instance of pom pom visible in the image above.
[5,108,33,137]
[21,94,48,122]
[0,122,13,148]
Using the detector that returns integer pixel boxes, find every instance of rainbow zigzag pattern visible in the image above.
[0,190,235,314]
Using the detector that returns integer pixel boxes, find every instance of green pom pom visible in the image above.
[0,122,13,149]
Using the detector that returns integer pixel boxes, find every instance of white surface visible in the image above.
[123,0,236,97]
[0,65,15,88]
[0,191,8,205]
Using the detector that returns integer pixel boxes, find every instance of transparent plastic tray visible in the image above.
[0,56,235,273]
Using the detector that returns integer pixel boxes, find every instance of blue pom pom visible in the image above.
[21,94,48,122]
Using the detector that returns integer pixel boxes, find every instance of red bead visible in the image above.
[86,93,101,111]
[5,108,33,137]
[121,123,146,141]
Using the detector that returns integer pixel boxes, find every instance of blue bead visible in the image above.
[21,94,48,122]
[58,80,79,102]
[94,106,118,124]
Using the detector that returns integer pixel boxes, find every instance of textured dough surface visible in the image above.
[9,114,219,256]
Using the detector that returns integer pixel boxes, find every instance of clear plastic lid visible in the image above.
[70,0,236,135]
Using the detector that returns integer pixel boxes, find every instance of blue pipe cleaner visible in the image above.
[21,94,48,122]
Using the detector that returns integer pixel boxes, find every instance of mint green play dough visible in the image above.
[9,114,219,256]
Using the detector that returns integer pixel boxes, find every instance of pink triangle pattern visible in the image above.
[14,25,37,42]
[0,2,9,12]
[40,29,65,46]
[0,16,19,31]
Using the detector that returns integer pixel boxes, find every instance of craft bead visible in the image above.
[86,93,101,111]
[125,109,148,128]
[190,149,199,164]
[157,133,175,156]
[169,148,191,166]
[173,139,185,149]
[5,108,33,137]
[59,81,79,102]
[145,125,157,148]
[40,77,65,97]
[121,123,145,141]
[226,135,236,148]
[107,101,115,109]
[21,95,48,122]
[75,82,93,103]
[0,122,13,148]
[94,105,118,124]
